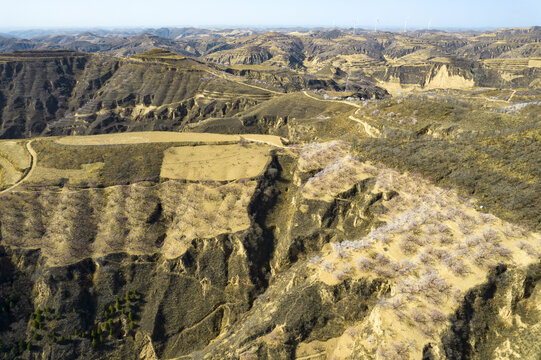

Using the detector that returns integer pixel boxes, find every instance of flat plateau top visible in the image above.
[55,131,286,147]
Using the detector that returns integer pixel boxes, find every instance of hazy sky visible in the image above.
[1,0,540,30]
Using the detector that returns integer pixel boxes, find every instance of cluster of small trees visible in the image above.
[0,339,30,359]
[99,290,140,342]
[377,341,411,360]
[303,155,541,356]
[294,140,351,172]
[161,180,255,257]
[301,155,377,199]
[23,290,141,354]
[517,240,541,258]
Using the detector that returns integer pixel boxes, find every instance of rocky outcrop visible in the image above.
[437,263,541,359]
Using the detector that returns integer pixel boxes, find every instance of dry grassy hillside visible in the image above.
[0,26,540,360]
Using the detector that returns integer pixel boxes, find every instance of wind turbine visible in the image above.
[404,17,410,33]
[427,18,432,31]
[374,18,380,32]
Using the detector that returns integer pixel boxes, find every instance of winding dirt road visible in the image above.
[302,90,362,109]
[0,140,37,195]
[302,91,382,138]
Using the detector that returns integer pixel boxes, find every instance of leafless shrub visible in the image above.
[419,270,452,304]
[308,255,322,265]
[478,213,497,224]
[426,247,449,261]
[374,266,395,279]
[333,269,349,281]
[481,228,501,243]
[420,324,436,338]
[472,243,499,268]
[418,252,435,266]
[342,239,373,251]
[355,257,373,271]
[374,253,390,266]
[333,263,353,281]
[458,221,473,235]
[321,260,335,272]
[428,309,447,324]
[516,241,540,257]
[400,239,418,255]
[399,233,423,255]
[412,310,428,324]
[465,235,483,248]
[388,297,405,311]
[424,223,451,236]
[332,242,350,259]
[493,244,512,259]
[397,278,420,298]
[453,243,469,257]
[443,254,471,277]
[389,260,403,274]
[345,326,361,338]
[437,233,455,245]
[378,341,410,360]
[400,260,417,275]
[452,288,465,304]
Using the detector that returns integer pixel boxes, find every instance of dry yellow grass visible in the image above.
[55,131,284,147]
[0,158,22,188]
[0,140,31,169]
[0,140,32,188]
[27,163,104,186]
[160,143,272,181]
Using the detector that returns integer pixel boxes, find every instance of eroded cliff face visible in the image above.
[0,136,539,359]
[373,60,541,93]
[437,263,541,360]
[0,51,275,139]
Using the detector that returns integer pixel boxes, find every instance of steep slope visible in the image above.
[0,50,275,138]
[0,133,539,359]
[0,49,387,139]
